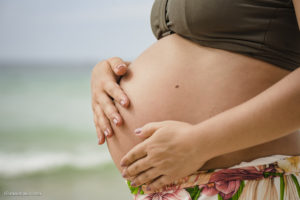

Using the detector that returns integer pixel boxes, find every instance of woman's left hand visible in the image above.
[120,120,210,191]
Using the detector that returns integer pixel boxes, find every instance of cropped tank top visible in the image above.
[150,0,300,71]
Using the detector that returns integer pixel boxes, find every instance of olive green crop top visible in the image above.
[151,0,300,71]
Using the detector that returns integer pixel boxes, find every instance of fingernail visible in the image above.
[117,63,126,70]
[98,138,102,145]
[120,99,126,106]
[104,128,109,137]
[146,185,151,191]
[113,118,118,125]
[134,128,142,134]
[131,181,136,187]
[122,171,127,178]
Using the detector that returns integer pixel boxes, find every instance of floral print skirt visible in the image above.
[127,154,300,200]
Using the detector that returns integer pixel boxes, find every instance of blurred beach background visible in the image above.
[0,0,155,199]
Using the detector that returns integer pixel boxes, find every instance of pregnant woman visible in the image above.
[91,0,300,199]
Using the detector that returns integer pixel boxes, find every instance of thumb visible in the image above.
[134,122,163,139]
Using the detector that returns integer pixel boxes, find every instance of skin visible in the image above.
[93,33,300,189]
[120,68,300,190]
[91,0,300,192]
[91,57,131,143]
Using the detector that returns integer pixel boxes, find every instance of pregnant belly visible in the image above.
[107,34,300,172]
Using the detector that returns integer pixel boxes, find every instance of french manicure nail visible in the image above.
[104,129,109,137]
[117,63,126,70]
[134,128,142,134]
[120,99,126,106]
[98,138,101,145]
[113,118,118,125]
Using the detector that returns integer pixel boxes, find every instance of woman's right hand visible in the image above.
[91,57,130,145]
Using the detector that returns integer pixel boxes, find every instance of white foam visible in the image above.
[0,150,112,177]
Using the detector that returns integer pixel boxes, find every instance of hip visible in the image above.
[128,154,300,199]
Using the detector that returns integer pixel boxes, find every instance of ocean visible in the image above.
[0,61,132,200]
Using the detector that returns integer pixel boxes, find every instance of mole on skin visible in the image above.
[175,85,180,88]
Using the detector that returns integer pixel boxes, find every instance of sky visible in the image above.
[0,0,156,62]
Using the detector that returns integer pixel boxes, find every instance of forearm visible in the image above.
[192,67,300,160]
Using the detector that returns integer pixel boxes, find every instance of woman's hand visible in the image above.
[91,57,131,145]
[120,120,210,191]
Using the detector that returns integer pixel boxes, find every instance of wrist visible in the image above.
[189,122,220,163]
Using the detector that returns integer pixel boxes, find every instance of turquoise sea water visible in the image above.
[0,61,131,200]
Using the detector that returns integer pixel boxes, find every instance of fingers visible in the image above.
[122,157,151,179]
[147,175,172,192]
[94,104,114,138]
[97,127,105,145]
[93,112,105,144]
[103,81,129,108]
[134,122,164,139]
[97,93,123,127]
[120,142,147,167]
[91,58,131,144]
[107,57,130,76]
[130,168,161,187]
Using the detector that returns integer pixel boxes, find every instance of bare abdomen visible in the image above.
[106,34,300,172]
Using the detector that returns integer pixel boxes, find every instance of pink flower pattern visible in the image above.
[129,156,300,200]
[199,165,276,199]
